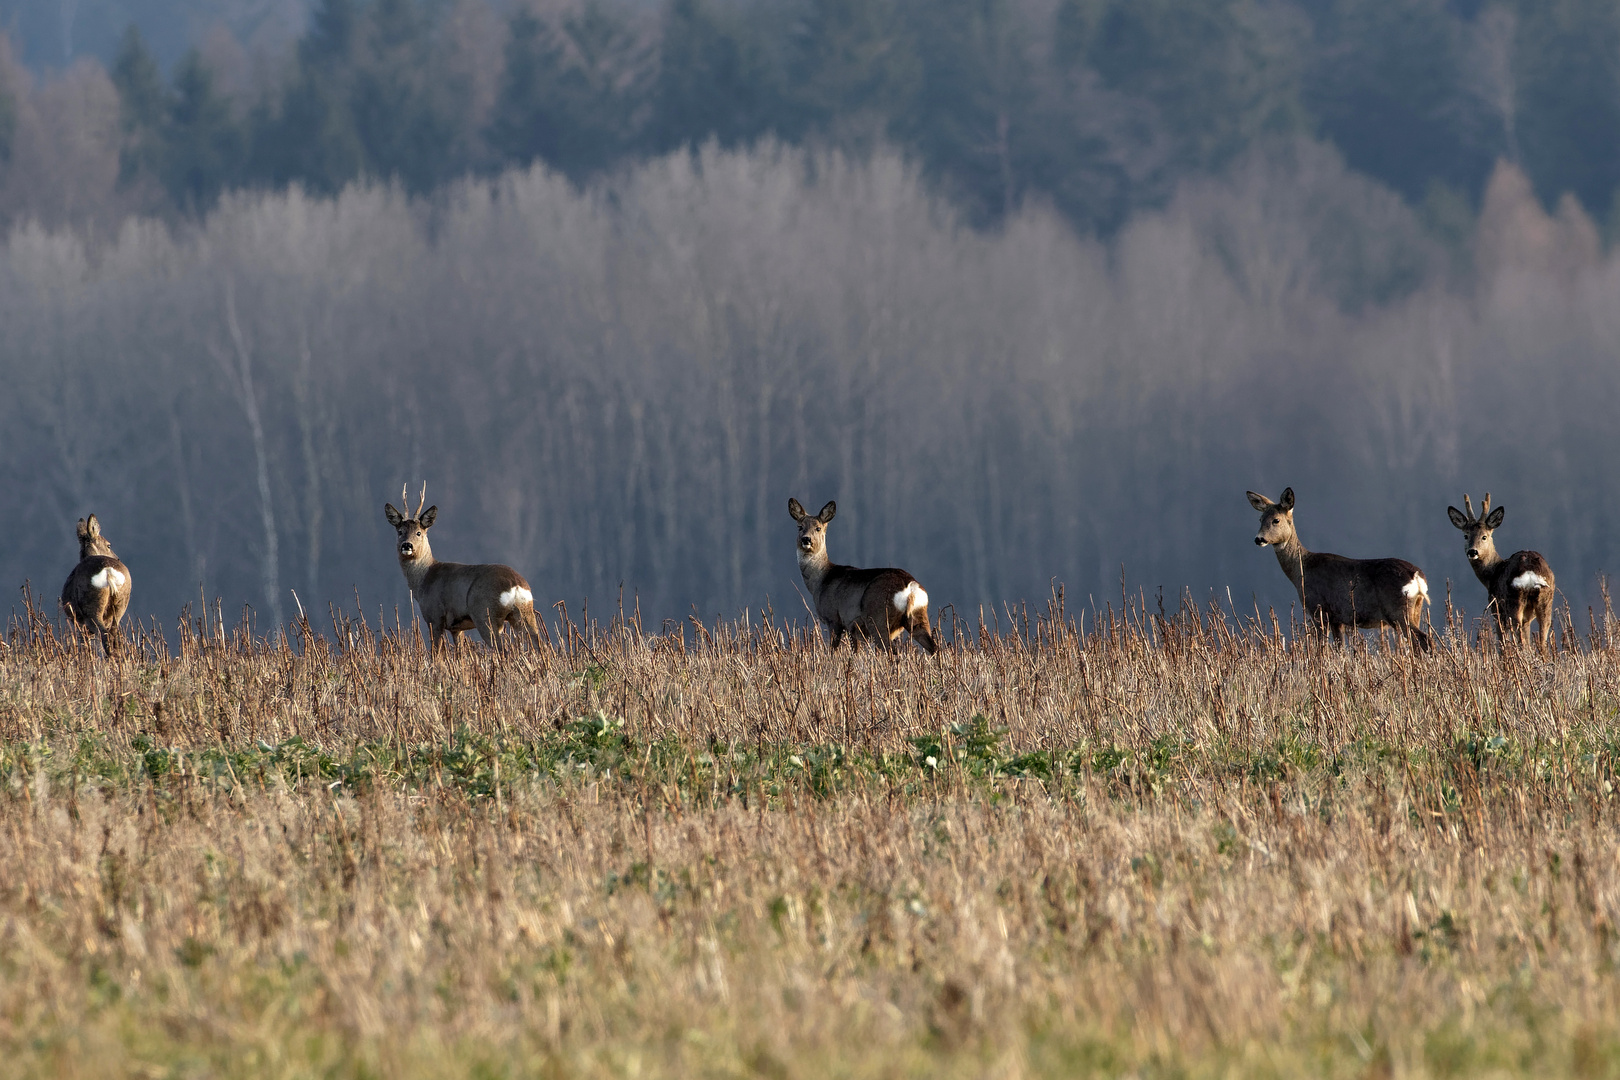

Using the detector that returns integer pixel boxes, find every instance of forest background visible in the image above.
[0,0,1616,633]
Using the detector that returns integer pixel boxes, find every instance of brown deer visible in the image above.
[61,514,132,654]
[384,484,544,655]
[788,498,938,654]
[1446,493,1555,648]
[1247,487,1431,650]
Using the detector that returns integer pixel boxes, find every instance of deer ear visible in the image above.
[384,503,404,527]
[1447,506,1470,530]
[788,498,806,521]
[419,506,438,529]
[817,501,837,524]
[1278,488,1295,512]
[1485,505,1505,529]
[76,517,90,541]
[1246,491,1273,512]
[86,514,101,537]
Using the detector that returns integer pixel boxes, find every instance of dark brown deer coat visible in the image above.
[1446,494,1555,648]
[61,514,131,654]
[385,486,544,655]
[788,498,937,654]
[1247,488,1431,650]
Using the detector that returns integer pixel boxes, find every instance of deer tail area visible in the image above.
[893,581,928,615]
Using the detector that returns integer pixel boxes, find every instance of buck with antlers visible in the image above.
[788,498,938,654]
[384,484,545,654]
[1247,487,1431,650]
[61,514,132,654]
[1446,493,1555,648]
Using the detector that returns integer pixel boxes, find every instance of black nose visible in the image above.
[399,542,414,557]
[1467,549,1479,559]
[1254,536,1265,546]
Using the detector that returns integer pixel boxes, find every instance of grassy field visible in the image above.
[3,591,1620,1078]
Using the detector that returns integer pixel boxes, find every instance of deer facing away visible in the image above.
[61,514,131,654]
[1247,487,1431,650]
[384,484,544,655]
[788,498,937,654]
[1446,493,1555,647]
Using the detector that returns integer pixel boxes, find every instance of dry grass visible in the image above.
[3,591,1620,1078]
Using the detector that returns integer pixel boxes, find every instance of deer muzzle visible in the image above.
[799,536,814,552]
[399,542,416,558]
[1254,536,1268,547]
[1467,548,1480,561]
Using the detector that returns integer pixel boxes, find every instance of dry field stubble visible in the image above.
[2,595,1620,1078]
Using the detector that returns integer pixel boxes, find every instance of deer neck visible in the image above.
[1470,538,1504,582]
[1270,531,1310,599]
[798,546,833,600]
[399,544,436,596]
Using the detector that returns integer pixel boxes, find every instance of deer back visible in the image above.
[816,563,919,629]
[1485,550,1554,600]
[1301,552,1427,629]
[61,515,131,629]
[416,560,534,628]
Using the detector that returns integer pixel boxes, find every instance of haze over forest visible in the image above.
[1,0,1618,635]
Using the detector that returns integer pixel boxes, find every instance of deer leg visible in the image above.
[827,622,845,650]
[910,612,939,655]
[521,607,544,652]
[474,611,501,649]
[1491,602,1509,647]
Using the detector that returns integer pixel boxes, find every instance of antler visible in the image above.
[399,482,429,520]
[1462,493,1476,523]
[1481,492,1491,518]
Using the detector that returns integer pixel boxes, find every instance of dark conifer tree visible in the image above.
[163,51,244,212]
[110,26,168,187]
[645,0,784,152]
[488,5,644,180]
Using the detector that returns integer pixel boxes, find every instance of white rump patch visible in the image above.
[90,567,125,590]
[1402,574,1428,600]
[893,581,928,613]
[1512,571,1548,591]
[499,586,533,609]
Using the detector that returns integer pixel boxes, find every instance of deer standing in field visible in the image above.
[788,498,938,654]
[1247,487,1431,650]
[1446,493,1555,648]
[61,514,132,654]
[384,484,544,655]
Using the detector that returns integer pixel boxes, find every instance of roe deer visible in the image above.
[384,484,544,655]
[61,513,131,654]
[1247,487,1431,650]
[788,498,938,654]
[1446,493,1555,648]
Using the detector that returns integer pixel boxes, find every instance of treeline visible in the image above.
[1,141,1615,630]
[4,0,1620,239]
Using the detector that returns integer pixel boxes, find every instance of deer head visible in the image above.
[75,514,116,560]
[788,498,837,558]
[1446,493,1505,567]
[384,483,439,565]
[1246,487,1296,547]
